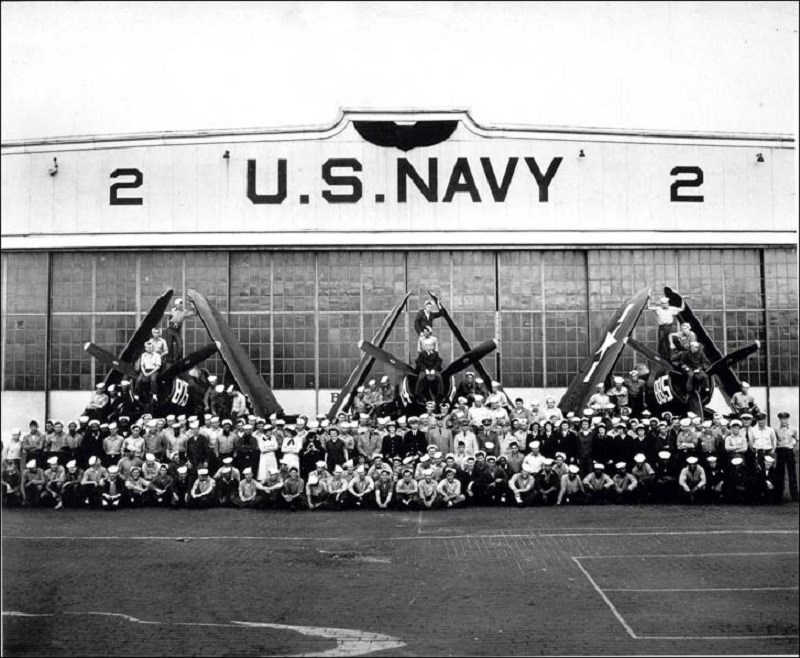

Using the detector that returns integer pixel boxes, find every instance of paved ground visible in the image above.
[3,503,798,656]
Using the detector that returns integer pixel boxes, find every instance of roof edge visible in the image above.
[1,108,795,149]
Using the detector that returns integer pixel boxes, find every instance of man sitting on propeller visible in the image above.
[415,338,444,402]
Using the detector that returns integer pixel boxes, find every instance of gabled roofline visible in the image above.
[1,108,794,151]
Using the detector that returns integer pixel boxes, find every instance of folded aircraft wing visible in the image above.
[559,287,650,415]
[187,289,283,418]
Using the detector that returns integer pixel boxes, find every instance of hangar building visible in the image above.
[1,110,797,432]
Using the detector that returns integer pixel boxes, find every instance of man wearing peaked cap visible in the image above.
[775,411,798,502]
[1,456,23,507]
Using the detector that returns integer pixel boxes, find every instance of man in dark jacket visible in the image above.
[415,343,444,401]
[414,300,442,336]
[402,417,428,457]
[185,421,211,471]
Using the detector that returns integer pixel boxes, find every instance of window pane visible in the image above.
[96,253,137,313]
[362,251,406,311]
[363,311,409,382]
[499,311,542,387]
[545,311,587,387]
[230,252,271,312]
[50,315,92,390]
[765,248,798,310]
[230,313,271,382]
[140,252,183,310]
[767,309,798,387]
[407,251,450,312]
[52,253,93,313]
[318,252,360,312]
[5,253,48,314]
[273,313,315,389]
[3,314,46,390]
[319,313,361,388]
[544,251,587,311]
[185,252,228,309]
[726,310,767,386]
[451,252,495,311]
[498,251,542,311]
[273,252,315,313]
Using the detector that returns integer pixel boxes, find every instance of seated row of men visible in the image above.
[2,440,782,509]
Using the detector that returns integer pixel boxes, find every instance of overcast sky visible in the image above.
[1,1,797,141]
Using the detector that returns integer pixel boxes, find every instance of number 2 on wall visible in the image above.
[670,166,704,202]
[110,168,144,205]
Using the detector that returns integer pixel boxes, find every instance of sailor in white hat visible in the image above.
[679,455,706,503]
[188,467,216,508]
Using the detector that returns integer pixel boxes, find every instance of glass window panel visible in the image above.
[4,253,48,314]
[272,252,315,313]
[185,252,228,309]
[96,253,137,313]
[722,250,761,310]
[230,252,271,312]
[140,252,183,310]
[362,251,406,311]
[407,251,450,312]
[725,310,767,387]
[544,251,587,311]
[3,314,46,390]
[319,313,361,388]
[50,315,92,390]
[499,311,542,387]
[52,253,93,313]
[544,311,587,387]
[317,252,360,312]
[498,251,542,311]
[768,309,798,387]
[451,252,495,311]
[230,313,271,382]
[764,248,798,310]
[184,321,226,381]
[273,313,315,389]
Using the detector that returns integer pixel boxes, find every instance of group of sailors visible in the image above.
[2,381,797,510]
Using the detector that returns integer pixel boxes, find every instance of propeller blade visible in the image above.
[162,341,221,379]
[624,336,683,375]
[358,340,416,376]
[442,339,498,379]
[706,341,761,379]
[83,342,137,377]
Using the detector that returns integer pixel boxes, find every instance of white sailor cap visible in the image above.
[208,375,218,383]
[88,456,98,466]
[730,457,744,466]
[26,459,37,468]
[593,463,605,470]
[79,415,90,423]
[741,381,750,388]
[368,379,376,386]
[764,455,775,464]
[634,452,647,463]
[357,386,365,393]
[177,466,187,474]
[222,457,233,465]
[568,465,580,474]
[473,395,484,402]
[315,460,326,468]
[95,383,105,390]
[680,418,691,427]
[189,420,200,429]
[615,461,626,469]
[66,460,77,470]
[530,440,540,448]
[686,456,699,464]
[658,451,671,459]
[613,376,624,384]
[214,384,224,393]
[145,453,155,461]
[197,468,209,476]
[419,455,430,463]
[659,296,670,303]
[108,465,119,474]
[381,376,389,384]
[47,456,58,465]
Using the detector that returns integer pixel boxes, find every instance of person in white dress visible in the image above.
[258,429,279,481]
[281,428,303,473]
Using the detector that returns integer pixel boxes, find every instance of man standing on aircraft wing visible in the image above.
[648,296,684,360]
[415,340,444,401]
[414,299,443,336]
[678,341,710,400]
[136,340,162,406]
[164,297,196,364]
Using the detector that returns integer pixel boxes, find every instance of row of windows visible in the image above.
[2,248,797,390]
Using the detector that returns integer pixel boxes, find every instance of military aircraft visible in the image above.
[332,290,502,418]
[83,288,283,422]
[558,287,761,420]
